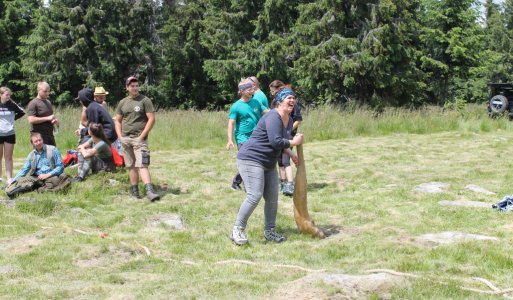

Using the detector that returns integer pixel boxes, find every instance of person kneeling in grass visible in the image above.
[73,123,115,182]
[5,132,69,199]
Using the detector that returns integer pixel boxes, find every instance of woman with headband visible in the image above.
[229,86,303,245]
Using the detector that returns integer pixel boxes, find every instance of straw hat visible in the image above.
[94,86,109,95]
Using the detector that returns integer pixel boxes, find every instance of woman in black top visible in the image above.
[229,87,304,245]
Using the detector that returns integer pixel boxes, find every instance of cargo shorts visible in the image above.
[120,136,150,168]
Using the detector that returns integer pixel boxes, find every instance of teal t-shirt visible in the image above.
[228,98,263,144]
[252,90,268,110]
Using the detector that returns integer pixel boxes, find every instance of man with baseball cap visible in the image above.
[114,76,160,201]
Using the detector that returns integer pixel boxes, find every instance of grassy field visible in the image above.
[2,104,513,298]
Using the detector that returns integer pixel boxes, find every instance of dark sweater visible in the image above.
[238,109,292,169]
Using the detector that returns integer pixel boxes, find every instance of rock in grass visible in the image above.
[149,214,185,230]
[0,265,16,274]
[416,231,499,247]
[414,182,449,193]
[464,184,495,195]
[438,200,491,208]
[273,272,409,300]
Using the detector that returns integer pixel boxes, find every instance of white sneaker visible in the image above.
[230,226,248,245]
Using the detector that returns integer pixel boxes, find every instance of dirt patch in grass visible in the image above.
[74,245,144,268]
[272,272,410,299]
[0,232,45,254]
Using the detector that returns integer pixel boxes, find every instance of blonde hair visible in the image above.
[0,86,12,95]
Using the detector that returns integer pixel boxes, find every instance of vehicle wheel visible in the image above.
[490,95,508,114]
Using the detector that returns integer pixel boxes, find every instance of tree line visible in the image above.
[0,0,511,109]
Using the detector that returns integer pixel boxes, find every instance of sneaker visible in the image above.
[283,182,294,197]
[264,228,287,243]
[230,226,248,245]
[231,182,242,191]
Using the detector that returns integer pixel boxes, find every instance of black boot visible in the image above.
[130,185,141,199]
[145,183,160,202]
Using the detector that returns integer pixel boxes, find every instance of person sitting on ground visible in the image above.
[5,132,69,199]
[73,123,116,182]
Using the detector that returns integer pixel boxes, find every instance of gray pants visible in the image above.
[77,154,106,178]
[234,159,279,230]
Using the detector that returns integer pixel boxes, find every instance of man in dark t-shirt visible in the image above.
[26,82,58,146]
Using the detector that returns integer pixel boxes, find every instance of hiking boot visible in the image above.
[130,185,141,199]
[145,183,160,202]
[231,182,242,191]
[283,182,294,197]
[230,226,248,245]
[264,228,287,243]
[280,181,286,193]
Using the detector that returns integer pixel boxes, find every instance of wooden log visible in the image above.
[293,144,325,238]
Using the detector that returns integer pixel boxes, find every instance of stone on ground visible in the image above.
[414,182,449,193]
[416,231,499,247]
[272,272,409,299]
[438,200,491,208]
[148,214,185,231]
[465,184,495,195]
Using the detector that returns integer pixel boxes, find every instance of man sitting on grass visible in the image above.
[5,132,69,199]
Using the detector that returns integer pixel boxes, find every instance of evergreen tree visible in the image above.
[418,0,482,104]
[0,0,39,101]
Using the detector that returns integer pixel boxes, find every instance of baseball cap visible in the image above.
[94,86,109,95]
[126,76,139,86]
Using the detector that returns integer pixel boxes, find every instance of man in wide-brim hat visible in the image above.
[94,86,109,109]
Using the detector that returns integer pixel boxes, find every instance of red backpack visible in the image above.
[110,145,124,167]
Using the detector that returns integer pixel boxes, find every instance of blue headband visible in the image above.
[238,82,253,91]
[275,88,295,104]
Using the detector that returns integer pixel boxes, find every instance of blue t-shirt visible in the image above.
[238,109,292,169]
[228,98,264,144]
[252,90,268,110]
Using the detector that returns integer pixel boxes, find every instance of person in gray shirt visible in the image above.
[229,87,303,245]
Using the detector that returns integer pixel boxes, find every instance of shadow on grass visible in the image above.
[308,182,329,191]
[156,182,182,196]
[280,223,342,239]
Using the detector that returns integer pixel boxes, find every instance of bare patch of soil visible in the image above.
[74,245,143,268]
[272,272,409,299]
[416,231,499,247]
[0,233,45,254]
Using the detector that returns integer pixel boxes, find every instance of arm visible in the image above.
[10,155,32,184]
[80,106,87,127]
[284,148,299,166]
[266,114,291,150]
[139,112,155,140]
[11,101,26,120]
[79,147,98,159]
[226,119,236,150]
[114,114,123,139]
[293,120,301,131]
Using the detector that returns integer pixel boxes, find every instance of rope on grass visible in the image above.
[215,259,324,273]
[135,241,151,256]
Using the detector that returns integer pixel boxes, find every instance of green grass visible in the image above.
[1,104,513,298]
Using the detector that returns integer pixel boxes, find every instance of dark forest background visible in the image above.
[0,0,511,109]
